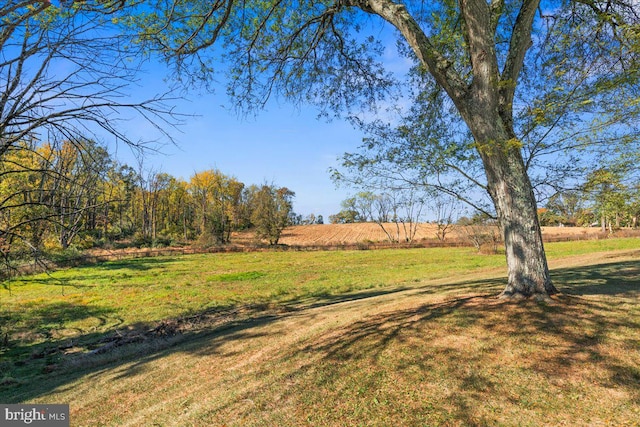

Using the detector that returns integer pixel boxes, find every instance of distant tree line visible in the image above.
[329,190,434,243]
[289,213,324,226]
[0,139,295,269]
[538,167,640,232]
[332,165,640,244]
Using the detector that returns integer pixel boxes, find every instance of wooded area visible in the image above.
[0,139,294,275]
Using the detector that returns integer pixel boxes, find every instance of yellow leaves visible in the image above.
[189,169,230,196]
[531,107,547,125]
[497,79,516,91]
[472,139,491,154]
[188,169,244,213]
[621,24,640,52]
[505,137,523,150]
[624,97,640,108]
[473,137,523,156]
[554,69,567,78]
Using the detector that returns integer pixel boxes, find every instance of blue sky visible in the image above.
[116,69,367,221]
[112,25,412,222]
[33,2,412,221]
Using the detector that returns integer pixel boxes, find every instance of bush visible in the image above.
[462,225,502,254]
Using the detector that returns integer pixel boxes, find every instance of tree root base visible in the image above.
[497,291,557,303]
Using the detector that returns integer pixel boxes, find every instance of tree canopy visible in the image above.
[1,1,179,158]
[4,0,639,298]
[112,0,639,298]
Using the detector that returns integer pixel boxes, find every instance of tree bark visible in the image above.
[460,91,557,298]
[480,140,558,299]
[227,0,636,298]
[351,0,556,298]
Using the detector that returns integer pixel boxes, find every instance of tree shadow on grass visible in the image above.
[1,258,639,425]
[0,301,118,398]
[429,259,640,297]
[553,260,640,296]
[299,292,640,424]
[272,260,640,424]
[0,301,118,341]
[93,257,180,271]
[0,285,408,403]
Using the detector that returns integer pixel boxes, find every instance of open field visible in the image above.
[61,225,636,271]
[1,238,639,426]
[235,223,621,247]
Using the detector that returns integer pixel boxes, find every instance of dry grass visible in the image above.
[236,223,622,247]
[2,243,639,426]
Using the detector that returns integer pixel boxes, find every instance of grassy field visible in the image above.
[1,238,639,426]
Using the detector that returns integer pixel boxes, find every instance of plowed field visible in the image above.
[235,223,620,246]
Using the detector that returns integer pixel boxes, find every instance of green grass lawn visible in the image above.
[3,238,637,337]
[1,246,506,338]
[1,237,639,426]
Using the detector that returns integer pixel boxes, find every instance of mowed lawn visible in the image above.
[1,238,639,426]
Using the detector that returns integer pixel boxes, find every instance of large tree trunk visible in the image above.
[358,0,556,298]
[457,0,556,299]
[461,86,557,299]
[480,142,558,299]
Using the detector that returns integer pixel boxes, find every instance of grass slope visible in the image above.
[1,238,639,426]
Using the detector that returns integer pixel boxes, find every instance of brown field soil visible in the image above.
[235,223,628,247]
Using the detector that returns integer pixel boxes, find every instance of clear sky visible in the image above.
[112,27,410,222]
[97,10,417,222]
[112,62,368,222]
